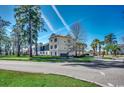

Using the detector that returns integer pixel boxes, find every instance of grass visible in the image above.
[103,55,124,59]
[31,56,64,62]
[115,55,124,58]
[103,57,113,59]
[78,56,95,62]
[0,55,95,62]
[0,69,99,87]
[0,55,29,61]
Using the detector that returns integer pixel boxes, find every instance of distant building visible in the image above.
[49,34,74,56]
[37,34,85,56]
[39,43,50,56]
[118,44,124,55]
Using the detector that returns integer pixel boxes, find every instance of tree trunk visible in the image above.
[96,47,97,56]
[106,51,108,55]
[102,51,105,58]
[78,45,80,56]
[93,48,95,56]
[17,44,20,57]
[29,27,32,57]
[82,47,84,55]
[29,24,32,57]
[5,48,8,55]
[79,45,80,56]
[29,9,32,58]
[17,34,20,57]
[35,40,38,56]
[12,45,15,55]
[9,50,11,55]
[82,48,84,55]
[99,47,101,56]
[110,51,112,55]
[0,42,2,55]
[75,45,77,56]
[114,51,117,56]
[0,46,2,55]
[66,51,69,58]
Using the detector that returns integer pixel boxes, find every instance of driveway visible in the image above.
[0,60,124,87]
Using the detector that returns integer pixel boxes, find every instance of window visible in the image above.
[55,52,57,56]
[40,47,42,51]
[54,38,57,42]
[51,46,53,49]
[51,39,52,42]
[42,46,44,50]
[46,52,47,55]
[54,45,57,49]
[51,52,52,56]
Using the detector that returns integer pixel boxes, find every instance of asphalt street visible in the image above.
[0,60,124,87]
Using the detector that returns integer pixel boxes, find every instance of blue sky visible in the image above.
[0,5,124,50]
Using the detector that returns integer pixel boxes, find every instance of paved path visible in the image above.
[0,60,124,87]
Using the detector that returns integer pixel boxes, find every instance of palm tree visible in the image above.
[105,33,117,44]
[82,43,87,55]
[91,42,96,56]
[111,44,120,56]
[76,42,87,56]
[104,44,109,55]
[98,41,104,56]
[104,33,117,55]
[91,39,100,56]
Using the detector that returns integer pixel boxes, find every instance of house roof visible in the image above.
[49,33,72,39]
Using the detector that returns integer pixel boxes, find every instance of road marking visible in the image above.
[99,71,105,76]
[107,83,114,87]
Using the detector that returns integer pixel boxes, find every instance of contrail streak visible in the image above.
[51,5,74,36]
[42,12,55,33]
[39,19,82,39]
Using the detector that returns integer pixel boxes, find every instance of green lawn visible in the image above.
[0,55,29,61]
[78,56,95,62]
[103,55,124,60]
[103,57,113,59]
[31,56,64,62]
[0,55,95,62]
[0,70,99,87]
